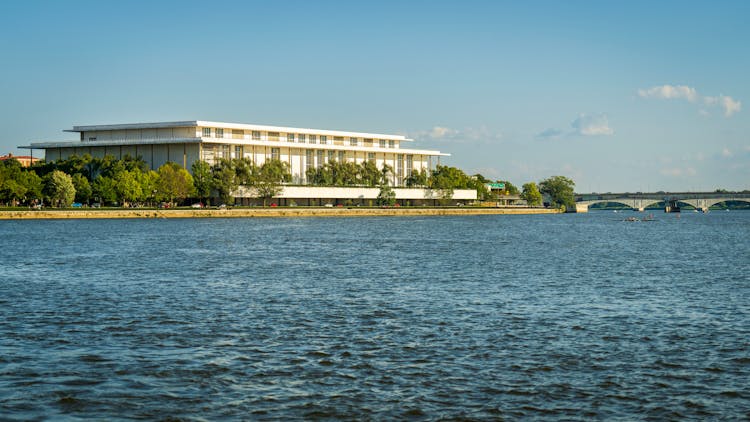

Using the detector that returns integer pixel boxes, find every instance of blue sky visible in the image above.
[1,0,747,192]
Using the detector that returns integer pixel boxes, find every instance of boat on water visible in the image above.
[623,214,656,222]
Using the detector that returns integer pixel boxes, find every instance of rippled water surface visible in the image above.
[1,211,749,420]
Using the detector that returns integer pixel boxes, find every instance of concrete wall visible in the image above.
[234,186,477,201]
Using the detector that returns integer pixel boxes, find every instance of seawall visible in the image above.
[0,207,560,220]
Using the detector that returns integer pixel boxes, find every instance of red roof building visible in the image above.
[0,153,40,167]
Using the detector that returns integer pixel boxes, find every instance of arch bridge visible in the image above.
[574,193,750,213]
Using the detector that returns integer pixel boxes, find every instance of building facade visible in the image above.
[1,153,40,167]
[20,120,477,204]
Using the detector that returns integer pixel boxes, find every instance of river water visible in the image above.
[1,211,748,420]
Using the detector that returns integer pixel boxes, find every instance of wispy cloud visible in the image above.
[704,95,742,117]
[535,128,564,140]
[413,125,503,144]
[538,113,614,139]
[571,113,614,136]
[638,85,698,102]
[638,84,741,117]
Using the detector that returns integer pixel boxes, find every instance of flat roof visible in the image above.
[19,137,449,156]
[65,120,412,141]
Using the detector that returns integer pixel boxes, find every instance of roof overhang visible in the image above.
[64,120,412,141]
[19,138,202,149]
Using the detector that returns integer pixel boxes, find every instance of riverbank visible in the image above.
[0,207,559,219]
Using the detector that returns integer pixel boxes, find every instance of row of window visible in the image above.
[201,128,397,148]
[206,144,414,166]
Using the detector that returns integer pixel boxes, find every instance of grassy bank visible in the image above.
[0,207,560,219]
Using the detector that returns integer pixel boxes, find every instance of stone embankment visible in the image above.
[0,207,559,219]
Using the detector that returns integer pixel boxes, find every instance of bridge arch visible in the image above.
[578,198,665,212]
[641,199,663,210]
[583,199,637,209]
[706,198,750,208]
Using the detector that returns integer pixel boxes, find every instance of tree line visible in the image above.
[0,154,576,208]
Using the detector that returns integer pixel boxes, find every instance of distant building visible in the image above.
[19,120,477,205]
[0,153,39,167]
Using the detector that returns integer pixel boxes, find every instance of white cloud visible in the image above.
[638,84,741,117]
[413,125,503,144]
[720,96,741,117]
[536,113,614,140]
[571,113,614,136]
[721,147,732,157]
[429,126,457,138]
[638,84,698,102]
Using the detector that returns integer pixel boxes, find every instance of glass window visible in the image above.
[406,155,413,177]
[216,128,224,138]
[298,134,306,143]
[202,127,211,137]
[309,135,317,144]
[338,151,345,162]
[268,132,280,141]
[327,150,335,162]
[364,138,373,146]
[350,137,358,146]
[271,147,280,161]
[316,150,324,168]
[368,152,375,161]
[235,145,243,158]
[286,133,294,142]
[252,131,261,140]
[320,135,328,145]
[379,139,386,148]
[388,140,395,148]
[218,144,230,159]
[232,129,244,139]
[397,154,404,186]
[305,150,314,174]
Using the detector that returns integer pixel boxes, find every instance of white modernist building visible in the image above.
[21,120,477,205]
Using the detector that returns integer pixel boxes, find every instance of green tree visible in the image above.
[380,164,394,186]
[115,169,143,205]
[212,159,238,205]
[405,168,429,188]
[19,171,43,204]
[359,160,381,187]
[92,176,117,205]
[71,173,92,204]
[156,162,194,205]
[191,160,213,204]
[253,159,291,206]
[497,180,519,195]
[539,175,576,210]
[0,158,25,205]
[0,179,26,206]
[121,154,147,173]
[468,174,490,200]
[376,184,396,206]
[430,165,462,204]
[232,158,257,186]
[137,170,159,205]
[44,170,76,207]
[520,182,543,206]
